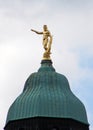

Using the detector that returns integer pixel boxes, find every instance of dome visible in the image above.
[6,60,89,125]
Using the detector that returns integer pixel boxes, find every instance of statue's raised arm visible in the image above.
[31,25,53,60]
[31,29,43,34]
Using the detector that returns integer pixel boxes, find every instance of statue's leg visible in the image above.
[47,36,52,53]
[43,39,48,50]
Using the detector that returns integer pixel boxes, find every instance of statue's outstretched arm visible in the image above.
[31,29,43,34]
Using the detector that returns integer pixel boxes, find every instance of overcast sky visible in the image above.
[0,0,93,129]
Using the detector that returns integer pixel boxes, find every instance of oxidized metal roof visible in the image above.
[6,60,89,125]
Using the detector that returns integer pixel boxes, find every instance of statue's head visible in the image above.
[43,25,47,31]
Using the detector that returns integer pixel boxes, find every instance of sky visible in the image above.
[0,0,93,129]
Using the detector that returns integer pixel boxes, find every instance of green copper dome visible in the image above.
[6,60,89,125]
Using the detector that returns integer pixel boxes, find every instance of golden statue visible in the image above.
[31,25,52,59]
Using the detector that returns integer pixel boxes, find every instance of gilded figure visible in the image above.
[31,25,52,59]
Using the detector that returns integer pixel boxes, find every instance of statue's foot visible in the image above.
[43,51,51,60]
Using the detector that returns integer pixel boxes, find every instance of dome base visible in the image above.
[5,117,89,130]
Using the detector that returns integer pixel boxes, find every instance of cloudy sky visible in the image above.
[0,0,93,129]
